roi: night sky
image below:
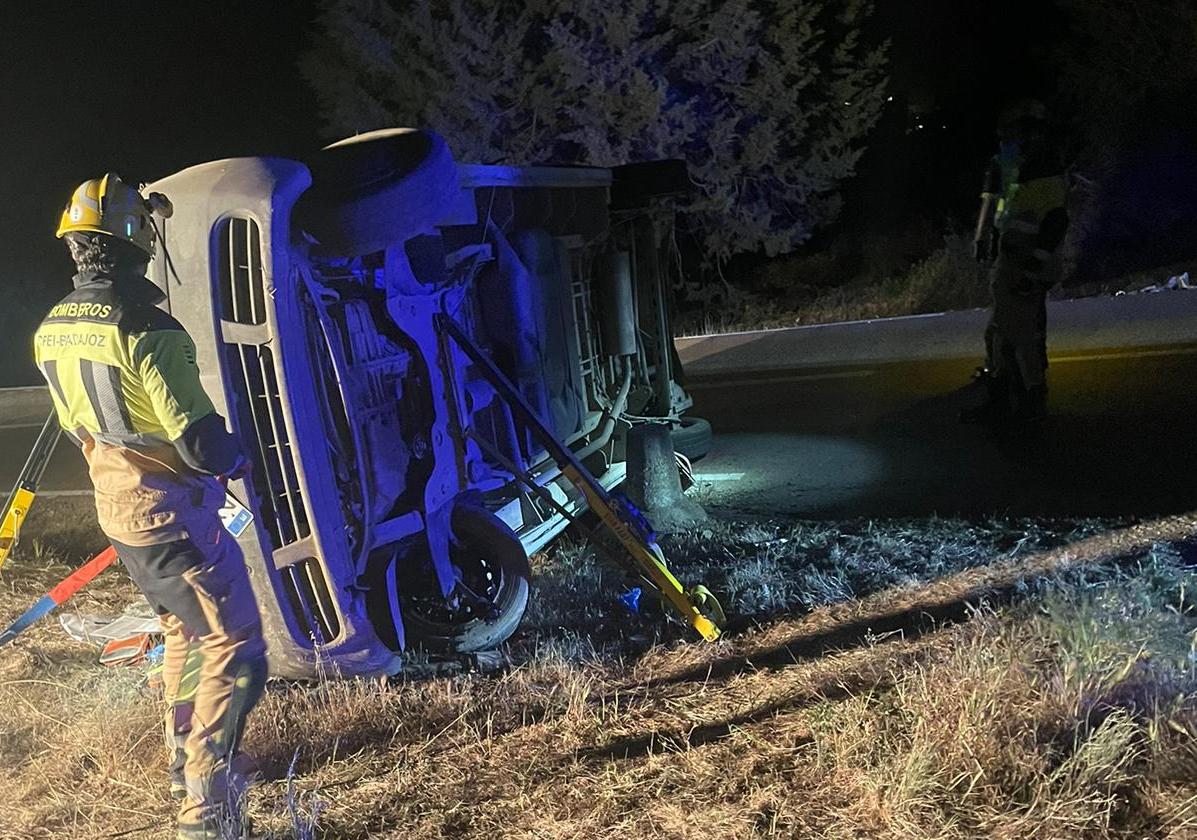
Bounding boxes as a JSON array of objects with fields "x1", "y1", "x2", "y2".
[
  {"x1": 2, "y1": 2, "x2": 319, "y2": 381},
  {"x1": 1, "y1": 1, "x2": 1055, "y2": 385}
]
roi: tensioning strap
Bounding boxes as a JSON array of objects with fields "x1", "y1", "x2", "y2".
[
  {"x1": 438, "y1": 313, "x2": 722, "y2": 642},
  {"x1": 0, "y1": 545, "x2": 119, "y2": 647}
]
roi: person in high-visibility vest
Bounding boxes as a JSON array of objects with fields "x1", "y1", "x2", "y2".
[
  {"x1": 33, "y1": 174, "x2": 266, "y2": 839},
  {"x1": 963, "y1": 103, "x2": 1069, "y2": 424}
]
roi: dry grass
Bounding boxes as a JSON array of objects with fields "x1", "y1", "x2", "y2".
[
  {"x1": 1, "y1": 501, "x2": 1196, "y2": 838},
  {"x1": 0, "y1": 498, "x2": 164, "y2": 838},
  {"x1": 676, "y1": 234, "x2": 989, "y2": 337},
  {"x1": 675, "y1": 235, "x2": 1194, "y2": 338}
]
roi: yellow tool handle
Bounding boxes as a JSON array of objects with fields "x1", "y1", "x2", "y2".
[
  {"x1": 0, "y1": 487, "x2": 36, "y2": 573},
  {"x1": 565, "y1": 466, "x2": 721, "y2": 642},
  {"x1": 438, "y1": 313, "x2": 722, "y2": 642},
  {"x1": 0, "y1": 412, "x2": 63, "y2": 573}
]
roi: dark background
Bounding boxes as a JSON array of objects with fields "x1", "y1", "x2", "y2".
[
  {"x1": 0, "y1": 2, "x2": 1077, "y2": 386},
  {"x1": 1, "y1": 3, "x2": 320, "y2": 385},
  {"x1": 856, "y1": 0, "x2": 1066, "y2": 227}
]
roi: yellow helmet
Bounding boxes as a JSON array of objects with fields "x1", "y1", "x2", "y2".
[{"x1": 56, "y1": 173, "x2": 158, "y2": 256}]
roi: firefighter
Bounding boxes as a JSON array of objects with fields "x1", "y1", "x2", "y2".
[
  {"x1": 963, "y1": 103, "x2": 1069, "y2": 424},
  {"x1": 33, "y1": 174, "x2": 266, "y2": 839}
]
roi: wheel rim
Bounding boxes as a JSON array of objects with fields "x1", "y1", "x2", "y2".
[{"x1": 405, "y1": 552, "x2": 507, "y2": 629}]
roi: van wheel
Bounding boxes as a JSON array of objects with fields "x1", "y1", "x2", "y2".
[
  {"x1": 401, "y1": 505, "x2": 531, "y2": 654},
  {"x1": 296, "y1": 127, "x2": 458, "y2": 256},
  {"x1": 671, "y1": 416, "x2": 713, "y2": 462}
]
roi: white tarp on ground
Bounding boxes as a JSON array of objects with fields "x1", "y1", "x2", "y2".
[{"x1": 59, "y1": 601, "x2": 160, "y2": 644}]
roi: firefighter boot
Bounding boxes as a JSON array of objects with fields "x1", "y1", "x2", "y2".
[{"x1": 176, "y1": 756, "x2": 258, "y2": 840}]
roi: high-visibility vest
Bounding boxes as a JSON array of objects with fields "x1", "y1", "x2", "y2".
[{"x1": 33, "y1": 273, "x2": 224, "y2": 545}]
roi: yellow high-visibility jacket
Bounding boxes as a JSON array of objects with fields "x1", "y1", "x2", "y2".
[{"x1": 33, "y1": 272, "x2": 241, "y2": 545}]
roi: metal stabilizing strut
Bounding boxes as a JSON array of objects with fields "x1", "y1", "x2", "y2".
[
  {"x1": 438, "y1": 314, "x2": 723, "y2": 642},
  {"x1": 0, "y1": 412, "x2": 62, "y2": 573}
]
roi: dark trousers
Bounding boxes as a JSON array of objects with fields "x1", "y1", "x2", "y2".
[{"x1": 111, "y1": 512, "x2": 267, "y2": 828}]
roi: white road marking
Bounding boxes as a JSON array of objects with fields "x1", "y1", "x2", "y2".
[
  {"x1": 694, "y1": 346, "x2": 1197, "y2": 387},
  {"x1": 0, "y1": 422, "x2": 53, "y2": 431},
  {"x1": 679, "y1": 310, "x2": 952, "y2": 340},
  {"x1": 693, "y1": 473, "x2": 745, "y2": 482},
  {"x1": 695, "y1": 369, "x2": 876, "y2": 387}
]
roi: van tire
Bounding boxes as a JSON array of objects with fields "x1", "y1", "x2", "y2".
[
  {"x1": 671, "y1": 416, "x2": 713, "y2": 462},
  {"x1": 296, "y1": 127, "x2": 458, "y2": 256},
  {"x1": 402, "y1": 505, "x2": 531, "y2": 654}
]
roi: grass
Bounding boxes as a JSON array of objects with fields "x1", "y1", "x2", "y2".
[
  {"x1": 1, "y1": 499, "x2": 1195, "y2": 838},
  {"x1": 675, "y1": 233, "x2": 990, "y2": 337}
]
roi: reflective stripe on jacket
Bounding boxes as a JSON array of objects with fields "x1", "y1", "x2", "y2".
[{"x1": 34, "y1": 272, "x2": 236, "y2": 545}]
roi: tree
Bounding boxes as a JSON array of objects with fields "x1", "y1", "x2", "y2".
[
  {"x1": 303, "y1": 0, "x2": 888, "y2": 263},
  {"x1": 1051, "y1": 1, "x2": 1197, "y2": 280},
  {"x1": 1053, "y1": 0, "x2": 1197, "y2": 147}
]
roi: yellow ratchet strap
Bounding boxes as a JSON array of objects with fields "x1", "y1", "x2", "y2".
[
  {"x1": 565, "y1": 465, "x2": 723, "y2": 642},
  {"x1": 438, "y1": 313, "x2": 724, "y2": 643}
]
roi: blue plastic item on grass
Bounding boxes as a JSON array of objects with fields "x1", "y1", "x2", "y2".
[{"x1": 619, "y1": 586, "x2": 643, "y2": 614}]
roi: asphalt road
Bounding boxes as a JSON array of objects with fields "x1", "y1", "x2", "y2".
[
  {"x1": 5, "y1": 291, "x2": 1197, "y2": 520},
  {"x1": 679, "y1": 292, "x2": 1197, "y2": 519},
  {"x1": 0, "y1": 421, "x2": 88, "y2": 497}
]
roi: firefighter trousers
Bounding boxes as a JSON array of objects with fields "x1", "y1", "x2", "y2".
[
  {"x1": 112, "y1": 514, "x2": 267, "y2": 830},
  {"x1": 986, "y1": 254, "x2": 1049, "y2": 391}
]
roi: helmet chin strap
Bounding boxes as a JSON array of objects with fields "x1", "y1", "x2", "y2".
[{"x1": 138, "y1": 189, "x2": 179, "y2": 286}]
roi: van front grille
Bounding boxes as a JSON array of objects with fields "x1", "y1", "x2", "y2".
[
  {"x1": 215, "y1": 223, "x2": 342, "y2": 647},
  {"x1": 280, "y1": 558, "x2": 342, "y2": 645},
  {"x1": 217, "y1": 217, "x2": 266, "y2": 325},
  {"x1": 226, "y1": 343, "x2": 310, "y2": 549}
]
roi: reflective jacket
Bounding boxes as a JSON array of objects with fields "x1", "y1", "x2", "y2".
[{"x1": 33, "y1": 271, "x2": 241, "y2": 546}]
